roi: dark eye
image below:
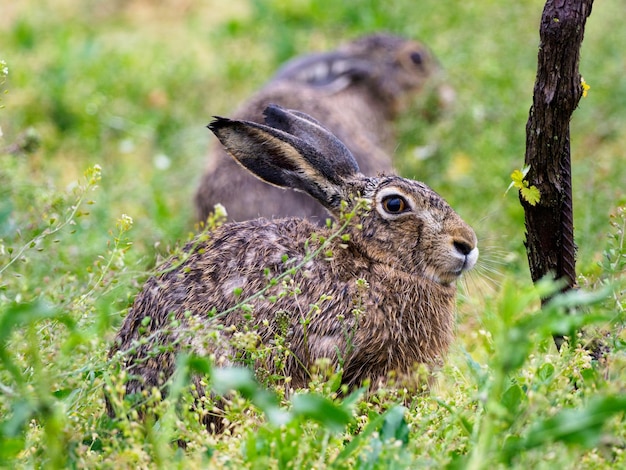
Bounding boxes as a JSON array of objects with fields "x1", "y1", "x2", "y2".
[
  {"x1": 410, "y1": 51, "x2": 423, "y2": 66},
  {"x1": 382, "y1": 195, "x2": 408, "y2": 214}
]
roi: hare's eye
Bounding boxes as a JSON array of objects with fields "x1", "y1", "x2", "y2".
[
  {"x1": 382, "y1": 195, "x2": 408, "y2": 214},
  {"x1": 410, "y1": 51, "x2": 423, "y2": 66}
]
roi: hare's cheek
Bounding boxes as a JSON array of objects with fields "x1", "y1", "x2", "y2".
[
  {"x1": 420, "y1": 240, "x2": 466, "y2": 283},
  {"x1": 409, "y1": 238, "x2": 432, "y2": 272}
]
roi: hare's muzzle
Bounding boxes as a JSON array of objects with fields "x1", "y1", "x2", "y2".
[
  {"x1": 428, "y1": 222, "x2": 478, "y2": 286},
  {"x1": 451, "y1": 229, "x2": 479, "y2": 275}
]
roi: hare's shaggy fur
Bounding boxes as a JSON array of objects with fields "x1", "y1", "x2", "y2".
[
  {"x1": 109, "y1": 106, "x2": 477, "y2": 427},
  {"x1": 195, "y1": 33, "x2": 445, "y2": 223}
]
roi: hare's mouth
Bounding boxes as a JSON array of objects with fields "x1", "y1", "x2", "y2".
[
  {"x1": 423, "y1": 267, "x2": 460, "y2": 286},
  {"x1": 435, "y1": 271, "x2": 463, "y2": 286},
  {"x1": 429, "y1": 247, "x2": 479, "y2": 286}
]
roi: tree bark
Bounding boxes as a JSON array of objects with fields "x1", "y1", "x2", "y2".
[{"x1": 522, "y1": 0, "x2": 594, "y2": 348}]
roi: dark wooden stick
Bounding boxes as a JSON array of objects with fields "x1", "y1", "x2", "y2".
[{"x1": 522, "y1": 0, "x2": 594, "y2": 349}]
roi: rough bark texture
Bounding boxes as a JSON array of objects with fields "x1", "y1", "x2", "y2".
[{"x1": 522, "y1": 0, "x2": 594, "y2": 315}]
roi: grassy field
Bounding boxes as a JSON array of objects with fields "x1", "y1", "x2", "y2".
[{"x1": 1, "y1": 0, "x2": 625, "y2": 468}]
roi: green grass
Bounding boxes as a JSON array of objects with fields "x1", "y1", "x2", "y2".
[{"x1": 1, "y1": 0, "x2": 626, "y2": 467}]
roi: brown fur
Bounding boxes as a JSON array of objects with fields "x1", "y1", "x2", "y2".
[
  {"x1": 108, "y1": 106, "x2": 477, "y2": 428},
  {"x1": 195, "y1": 33, "x2": 444, "y2": 223}
]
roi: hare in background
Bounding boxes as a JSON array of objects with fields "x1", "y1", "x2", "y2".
[
  {"x1": 195, "y1": 33, "x2": 451, "y2": 223},
  {"x1": 109, "y1": 105, "x2": 477, "y2": 427}
]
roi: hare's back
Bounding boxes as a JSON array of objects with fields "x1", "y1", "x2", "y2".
[{"x1": 153, "y1": 218, "x2": 328, "y2": 309}]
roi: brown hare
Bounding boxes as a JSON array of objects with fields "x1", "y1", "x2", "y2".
[
  {"x1": 108, "y1": 105, "x2": 477, "y2": 427},
  {"x1": 195, "y1": 33, "x2": 447, "y2": 223}
]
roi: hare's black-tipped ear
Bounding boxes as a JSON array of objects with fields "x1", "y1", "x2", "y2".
[
  {"x1": 208, "y1": 110, "x2": 359, "y2": 210},
  {"x1": 272, "y1": 51, "x2": 372, "y2": 93}
]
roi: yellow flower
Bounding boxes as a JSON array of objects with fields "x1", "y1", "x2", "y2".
[{"x1": 581, "y1": 76, "x2": 590, "y2": 98}]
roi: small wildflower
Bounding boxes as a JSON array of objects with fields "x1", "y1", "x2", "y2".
[
  {"x1": 116, "y1": 213, "x2": 134, "y2": 232},
  {"x1": 212, "y1": 203, "x2": 227, "y2": 221},
  {"x1": 85, "y1": 164, "x2": 102, "y2": 186},
  {"x1": 153, "y1": 153, "x2": 171, "y2": 170}
]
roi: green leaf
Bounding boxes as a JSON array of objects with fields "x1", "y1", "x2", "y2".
[
  {"x1": 506, "y1": 166, "x2": 531, "y2": 195},
  {"x1": 1, "y1": 398, "x2": 36, "y2": 438},
  {"x1": 186, "y1": 355, "x2": 212, "y2": 376},
  {"x1": 0, "y1": 299, "x2": 61, "y2": 344},
  {"x1": 434, "y1": 398, "x2": 473, "y2": 436},
  {"x1": 380, "y1": 405, "x2": 409, "y2": 445},
  {"x1": 211, "y1": 367, "x2": 259, "y2": 399},
  {"x1": 520, "y1": 185, "x2": 541, "y2": 205},
  {"x1": 0, "y1": 300, "x2": 70, "y2": 385},
  {"x1": 291, "y1": 393, "x2": 352, "y2": 433},
  {"x1": 0, "y1": 436, "x2": 25, "y2": 464},
  {"x1": 544, "y1": 286, "x2": 610, "y2": 310},
  {"x1": 339, "y1": 386, "x2": 366, "y2": 410},
  {"x1": 331, "y1": 405, "x2": 406, "y2": 466},
  {"x1": 537, "y1": 363, "x2": 555, "y2": 383},
  {"x1": 503, "y1": 395, "x2": 626, "y2": 461},
  {"x1": 501, "y1": 383, "x2": 526, "y2": 417},
  {"x1": 52, "y1": 388, "x2": 74, "y2": 400},
  {"x1": 505, "y1": 173, "x2": 521, "y2": 194},
  {"x1": 210, "y1": 366, "x2": 289, "y2": 426}
]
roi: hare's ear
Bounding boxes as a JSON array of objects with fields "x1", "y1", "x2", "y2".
[
  {"x1": 273, "y1": 51, "x2": 372, "y2": 93},
  {"x1": 208, "y1": 106, "x2": 359, "y2": 210},
  {"x1": 262, "y1": 105, "x2": 358, "y2": 178}
]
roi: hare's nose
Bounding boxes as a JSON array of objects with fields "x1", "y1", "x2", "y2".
[
  {"x1": 453, "y1": 235, "x2": 479, "y2": 272},
  {"x1": 453, "y1": 239, "x2": 474, "y2": 256}
]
